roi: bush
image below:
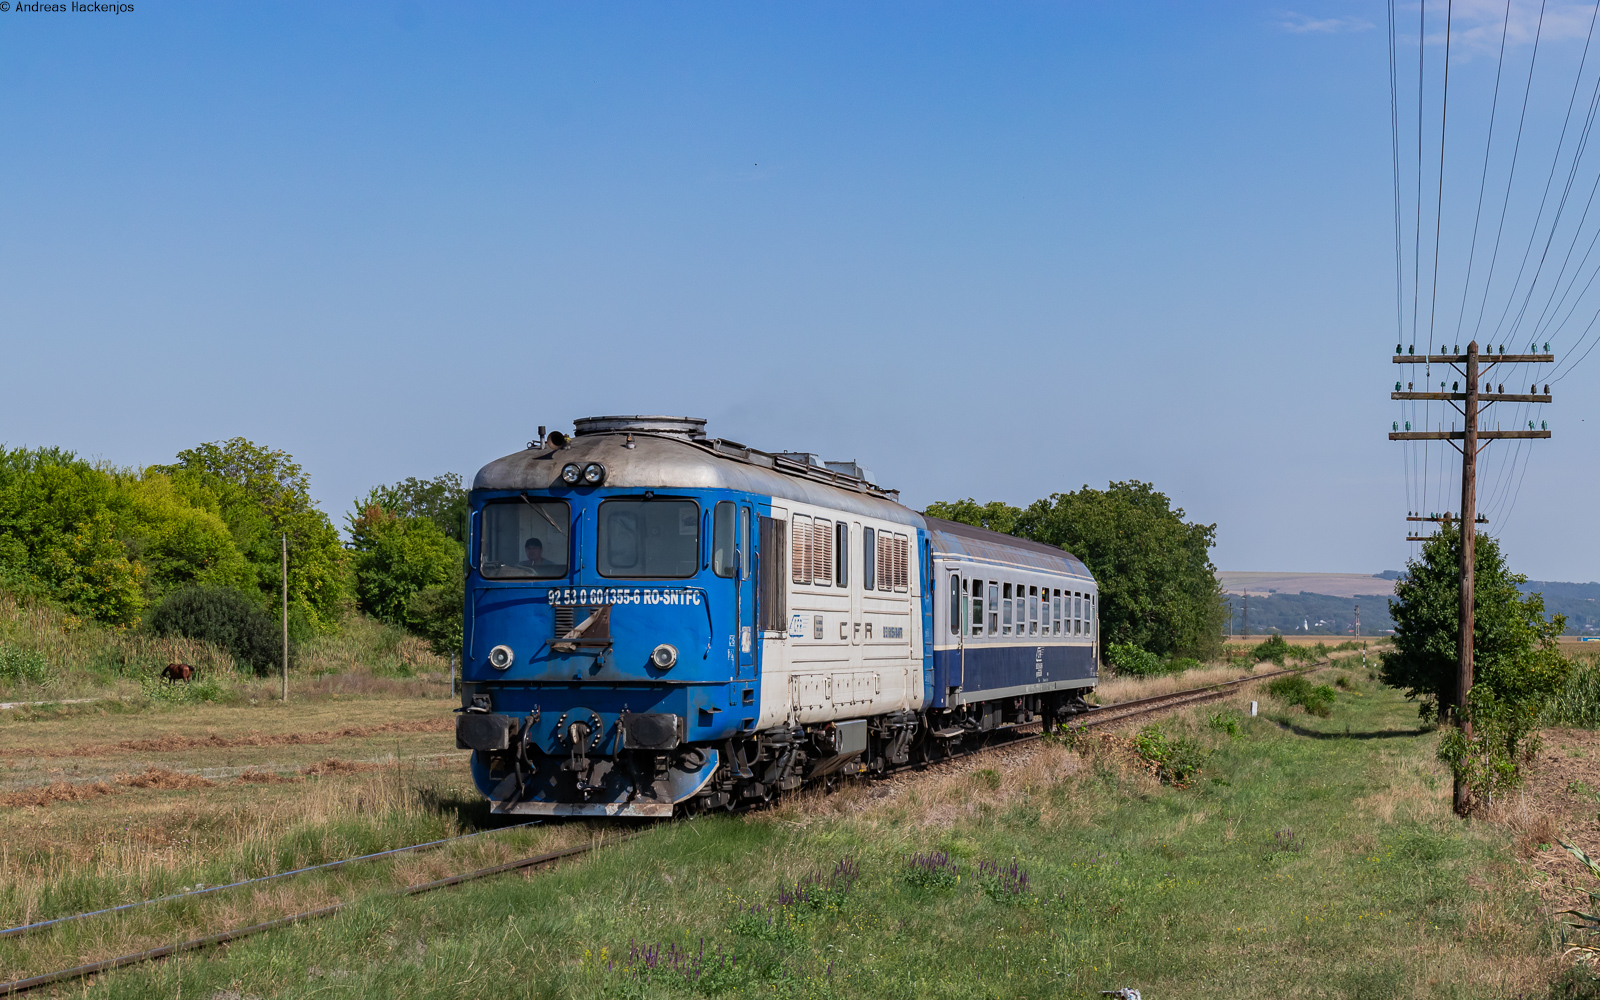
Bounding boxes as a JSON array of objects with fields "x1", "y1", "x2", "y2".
[
  {"x1": 1253, "y1": 633, "x2": 1292, "y2": 665},
  {"x1": 0, "y1": 644, "x2": 50, "y2": 687},
  {"x1": 1133, "y1": 725, "x2": 1207, "y2": 786},
  {"x1": 145, "y1": 586, "x2": 285, "y2": 675},
  {"x1": 1267, "y1": 675, "x2": 1336, "y2": 717},
  {"x1": 406, "y1": 580, "x2": 463, "y2": 660},
  {"x1": 1106, "y1": 641, "x2": 1168, "y2": 677},
  {"x1": 1208, "y1": 711, "x2": 1241, "y2": 738}
]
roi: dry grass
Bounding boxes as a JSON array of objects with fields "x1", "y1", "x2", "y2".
[
  {"x1": 0, "y1": 716, "x2": 452, "y2": 760},
  {"x1": 120, "y1": 767, "x2": 217, "y2": 790},
  {"x1": 1093, "y1": 663, "x2": 1269, "y2": 704}
]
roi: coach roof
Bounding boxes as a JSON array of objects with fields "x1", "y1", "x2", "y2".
[{"x1": 925, "y1": 516, "x2": 1093, "y2": 581}]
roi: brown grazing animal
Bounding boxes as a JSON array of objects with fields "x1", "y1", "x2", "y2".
[{"x1": 161, "y1": 663, "x2": 194, "y2": 684}]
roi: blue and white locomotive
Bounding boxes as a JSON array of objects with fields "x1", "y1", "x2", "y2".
[{"x1": 456, "y1": 416, "x2": 1098, "y2": 817}]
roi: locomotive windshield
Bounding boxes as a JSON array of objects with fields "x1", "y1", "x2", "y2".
[
  {"x1": 479, "y1": 499, "x2": 570, "y2": 579},
  {"x1": 598, "y1": 499, "x2": 699, "y2": 578}
]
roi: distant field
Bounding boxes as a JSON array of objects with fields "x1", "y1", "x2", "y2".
[{"x1": 1216, "y1": 571, "x2": 1397, "y2": 599}]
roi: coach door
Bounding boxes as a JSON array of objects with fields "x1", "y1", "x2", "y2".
[
  {"x1": 736, "y1": 504, "x2": 755, "y2": 679},
  {"x1": 949, "y1": 570, "x2": 964, "y2": 692}
]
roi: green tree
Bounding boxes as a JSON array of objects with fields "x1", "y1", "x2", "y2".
[
  {"x1": 928, "y1": 482, "x2": 1228, "y2": 660},
  {"x1": 1382, "y1": 527, "x2": 1569, "y2": 805},
  {"x1": 922, "y1": 498, "x2": 1022, "y2": 536},
  {"x1": 348, "y1": 506, "x2": 463, "y2": 630},
  {"x1": 155, "y1": 439, "x2": 350, "y2": 633},
  {"x1": 1380, "y1": 527, "x2": 1566, "y2": 720},
  {"x1": 357, "y1": 473, "x2": 468, "y2": 541},
  {"x1": 0, "y1": 448, "x2": 253, "y2": 625}
]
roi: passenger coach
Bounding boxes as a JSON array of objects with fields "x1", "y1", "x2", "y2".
[{"x1": 456, "y1": 416, "x2": 1098, "y2": 817}]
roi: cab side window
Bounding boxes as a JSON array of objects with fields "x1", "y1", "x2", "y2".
[{"x1": 712, "y1": 501, "x2": 736, "y2": 578}]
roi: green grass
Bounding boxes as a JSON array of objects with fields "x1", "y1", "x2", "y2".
[{"x1": 39, "y1": 667, "x2": 1583, "y2": 999}]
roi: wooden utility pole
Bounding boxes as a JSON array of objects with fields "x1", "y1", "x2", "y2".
[
  {"x1": 281, "y1": 533, "x2": 289, "y2": 703},
  {"x1": 1390, "y1": 340, "x2": 1552, "y2": 814}
]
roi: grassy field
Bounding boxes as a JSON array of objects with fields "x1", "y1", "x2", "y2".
[{"x1": 2, "y1": 650, "x2": 1595, "y2": 999}]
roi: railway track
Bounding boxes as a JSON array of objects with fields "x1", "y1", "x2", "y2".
[{"x1": 0, "y1": 658, "x2": 1338, "y2": 995}]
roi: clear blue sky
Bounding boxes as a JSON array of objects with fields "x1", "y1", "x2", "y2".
[{"x1": 3, "y1": 1, "x2": 1598, "y2": 580}]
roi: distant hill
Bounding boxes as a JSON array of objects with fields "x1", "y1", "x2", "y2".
[
  {"x1": 1224, "y1": 591, "x2": 1394, "y2": 637},
  {"x1": 1522, "y1": 580, "x2": 1600, "y2": 634},
  {"x1": 1217, "y1": 575, "x2": 1600, "y2": 635},
  {"x1": 1217, "y1": 571, "x2": 1399, "y2": 600}
]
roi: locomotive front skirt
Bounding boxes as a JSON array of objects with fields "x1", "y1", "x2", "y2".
[{"x1": 457, "y1": 416, "x2": 1099, "y2": 817}]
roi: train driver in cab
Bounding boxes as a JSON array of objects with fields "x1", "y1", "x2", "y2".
[{"x1": 520, "y1": 537, "x2": 565, "y2": 576}]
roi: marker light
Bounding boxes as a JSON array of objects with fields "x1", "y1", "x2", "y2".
[
  {"x1": 582, "y1": 462, "x2": 606, "y2": 485},
  {"x1": 651, "y1": 643, "x2": 678, "y2": 669},
  {"x1": 560, "y1": 463, "x2": 583, "y2": 485},
  {"x1": 488, "y1": 645, "x2": 515, "y2": 670}
]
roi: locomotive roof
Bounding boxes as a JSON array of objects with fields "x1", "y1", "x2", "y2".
[
  {"x1": 473, "y1": 429, "x2": 924, "y2": 528},
  {"x1": 924, "y1": 516, "x2": 1094, "y2": 582},
  {"x1": 474, "y1": 417, "x2": 1094, "y2": 583}
]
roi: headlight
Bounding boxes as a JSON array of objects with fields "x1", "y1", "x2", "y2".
[
  {"x1": 488, "y1": 644, "x2": 515, "y2": 670},
  {"x1": 651, "y1": 643, "x2": 678, "y2": 669},
  {"x1": 582, "y1": 462, "x2": 606, "y2": 485},
  {"x1": 560, "y1": 463, "x2": 582, "y2": 485}
]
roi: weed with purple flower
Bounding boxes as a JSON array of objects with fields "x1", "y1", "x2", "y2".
[
  {"x1": 608, "y1": 937, "x2": 747, "y2": 992},
  {"x1": 978, "y1": 858, "x2": 1033, "y2": 904},
  {"x1": 901, "y1": 850, "x2": 961, "y2": 890},
  {"x1": 776, "y1": 857, "x2": 861, "y2": 912}
]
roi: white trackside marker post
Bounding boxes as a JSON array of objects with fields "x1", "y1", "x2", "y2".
[{"x1": 1250, "y1": 701, "x2": 1258, "y2": 717}]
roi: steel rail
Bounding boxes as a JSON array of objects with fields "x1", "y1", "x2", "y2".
[
  {"x1": 0, "y1": 819, "x2": 544, "y2": 941},
  {"x1": 935, "y1": 657, "x2": 1344, "y2": 762},
  {"x1": 0, "y1": 836, "x2": 632, "y2": 996}
]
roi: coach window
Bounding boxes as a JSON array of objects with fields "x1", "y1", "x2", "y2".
[
  {"x1": 862, "y1": 527, "x2": 876, "y2": 590},
  {"x1": 835, "y1": 522, "x2": 849, "y2": 587},
  {"x1": 987, "y1": 583, "x2": 1000, "y2": 634},
  {"x1": 1075, "y1": 593, "x2": 1084, "y2": 634},
  {"x1": 1002, "y1": 584, "x2": 1013, "y2": 635},
  {"x1": 1053, "y1": 590, "x2": 1062, "y2": 635},
  {"x1": 1086, "y1": 595, "x2": 1094, "y2": 638},
  {"x1": 1029, "y1": 586, "x2": 1039, "y2": 635},
  {"x1": 813, "y1": 519, "x2": 833, "y2": 587},
  {"x1": 791, "y1": 515, "x2": 812, "y2": 585},
  {"x1": 971, "y1": 579, "x2": 984, "y2": 636},
  {"x1": 949, "y1": 574, "x2": 960, "y2": 634},
  {"x1": 712, "y1": 502, "x2": 736, "y2": 578},
  {"x1": 597, "y1": 499, "x2": 698, "y2": 578},
  {"x1": 479, "y1": 499, "x2": 570, "y2": 579}
]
